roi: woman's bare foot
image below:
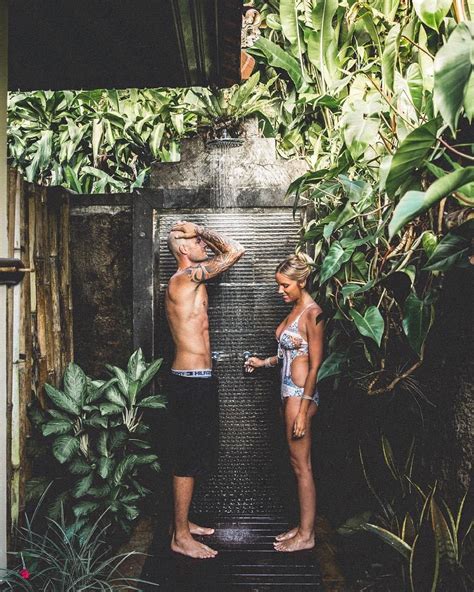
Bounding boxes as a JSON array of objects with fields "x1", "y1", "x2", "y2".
[
  {"x1": 171, "y1": 533, "x2": 218, "y2": 559},
  {"x1": 189, "y1": 521, "x2": 215, "y2": 536},
  {"x1": 275, "y1": 526, "x2": 298, "y2": 541},
  {"x1": 273, "y1": 531, "x2": 314, "y2": 553}
]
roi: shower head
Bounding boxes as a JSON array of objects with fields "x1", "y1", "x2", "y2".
[
  {"x1": 206, "y1": 128, "x2": 243, "y2": 149},
  {"x1": 206, "y1": 137, "x2": 244, "y2": 149}
]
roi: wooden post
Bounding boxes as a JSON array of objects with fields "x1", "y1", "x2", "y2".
[{"x1": 0, "y1": 0, "x2": 8, "y2": 571}]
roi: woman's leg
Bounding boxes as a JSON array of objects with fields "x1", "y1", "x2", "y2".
[{"x1": 274, "y1": 397, "x2": 317, "y2": 552}]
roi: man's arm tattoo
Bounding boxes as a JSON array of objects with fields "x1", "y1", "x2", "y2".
[
  {"x1": 198, "y1": 226, "x2": 244, "y2": 255},
  {"x1": 186, "y1": 227, "x2": 245, "y2": 283}
]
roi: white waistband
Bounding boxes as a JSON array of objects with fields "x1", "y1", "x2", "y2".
[{"x1": 171, "y1": 369, "x2": 213, "y2": 378}]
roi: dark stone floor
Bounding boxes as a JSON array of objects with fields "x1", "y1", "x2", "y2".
[{"x1": 141, "y1": 515, "x2": 324, "y2": 591}]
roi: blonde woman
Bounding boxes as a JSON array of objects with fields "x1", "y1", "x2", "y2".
[{"x1": 245, "y1": 254, "x2": 324, "y2": 552}]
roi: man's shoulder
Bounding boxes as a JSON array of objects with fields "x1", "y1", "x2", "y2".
[{"x1": 168, "y1": 268, "x2": 203, "y2": 289}]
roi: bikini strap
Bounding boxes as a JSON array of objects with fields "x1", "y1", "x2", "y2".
[{"x1": 295, "y1": 303, "x2": 317, "y2": 323}]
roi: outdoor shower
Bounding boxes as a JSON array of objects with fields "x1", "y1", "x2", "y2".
[{"x1": 135, "y1": 118, "x2": 308, "y2": 515}]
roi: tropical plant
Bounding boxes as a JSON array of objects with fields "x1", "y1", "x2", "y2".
[
  {"x1": 0, "y1": 495, "x2": 156, "y2": 591},
  {"x1": 183, "y1": 71, "x2": 276, "y2": 139},
  {"x1": 248, "y1": 1, "x2": 473, "y2": 394},
  {"x1": 28, "y1": 349, "x2": 165, "y2": 537},
  {"x1": 7, "y1": 88, "x2": 195, "y2": 192},
  {"x1": 364, "y1": 488, "x2": 473, "y2": 592},
  {"x1": 339, "y1": 436, "x2": 473, "y2": 590}
]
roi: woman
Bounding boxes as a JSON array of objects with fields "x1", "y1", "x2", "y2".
[{"x1": 245, "y1": 254, "x2": 323, "y2": 552}]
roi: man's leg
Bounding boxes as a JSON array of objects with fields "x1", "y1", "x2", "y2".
[{"x1": 171, "y1": 475, "x2": 217, "y2": 559}]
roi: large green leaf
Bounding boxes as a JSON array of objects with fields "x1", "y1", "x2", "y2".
[
  {"x1": 385, "y1": 119, "x2": 439, "y2": 197},
  {"x1": 69, "y1": 457, "x2": 92, "y2": 475},
  {"x1": 42, "y1": 418, "x2": 74, "y2": 436},
  {"x1": 402, "y1": 293, "x2": 434, "y2": 355},
  {"x1": 134, "y1": 453, "x2": 159, "y2": 465},
  {"x1": 73, "y1": 501, "x2": 100, "y2": 518},
  {"x1": 137, "y1": 395, "x2": 167, "y2": 409},
  {"x1": 52, "y1": 435, "x2": 80, "y2": 464},
  {"x1": 413, "y1": 0, "x2": 452, "y2": 31},
  {"x1": 423, "y1": 220, "x2": 473, "y2": 271},
  {"x1": 106, "y1": 364, "x2": 130, "y2": 398},
  {"x1": 317, "y1": 352, "x2": 346, "y2": 381},
  {"x1": 25, "y1": 129, "x2": 53, "y2": 182},
  {"x1": 434, "y1": 22, "x2": 474, "y2": 131},
  {"x1": 44, "y1": 383, "x2": 81, "y2": 416},
  {"x1": 72, "y1": 473, "x2": 94, "y2": 499},
  {"x1": 280, "y1": 0, "x2": 300, "y2": 46},
  {"x1": 319, "y1": 241, "x2": 355, "y2": 284},
  {"x1": 127, "y1": 348, "x2": 147, "y2": 381},
  {"x1": 430, "y1": 497, "x2": 457, "y2": 566},
  {"x1": 249, "y1": 37, "x2": 305, "y2": 90},
  {"x1": 409, "y1": 515, "x2": 440, "y2": 592},
  {"x1": 306, "y1": 0, "x2": 339, "y2": 85},
  {"x1": 99, "y1": 402, "x2": 123, "y2": 416},
  {"x1": 97, "y1": 457, "x2": 113, "y2": 480},
  {"x1": 104, "y1": 384, "x2": 127, "y2": 408},
  {"x1": 63, "y1": 363, "x2": 87, "y2": 406},
  {"x1": 140, "y1": 358, "x2": 163, "y2": 389},
  {"x1": 114, "y1": 454, "x2": 137, "y2": 485},
  {"x1": 341, "y1": 101, "x2": 380, "y2": 160},
  {"x1": 464, "y1": 70, "x2": 474, "y2": 121},
  {"x1": 149, "y1": 122, "x2": 165, "y2": 158},
  {"x1": 382, "y1": 24, "x2": 401, "y2": 93},
  {"x1": 407, "y1": 63, "x2": 424, "y2": 113},
  {"x1": 363, "y1": 523, "x2": 412, "y2": 559},
  {"x1": 350, "y1": 306, "x2": 385, "y2": 347},
  {"x1": 389, "y1": 167, "x2": 474, "y2": 238}
]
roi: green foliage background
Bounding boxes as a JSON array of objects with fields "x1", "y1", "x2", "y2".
[{"x1": 7, "y1": 2, "x2": 473, "y2": 394}]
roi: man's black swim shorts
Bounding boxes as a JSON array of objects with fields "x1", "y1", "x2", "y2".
[{"x1": 167, "y1": 373, "x2": 219, "y2": 478}]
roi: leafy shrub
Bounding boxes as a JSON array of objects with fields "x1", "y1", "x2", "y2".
[
  {"x1": 339, "y1": 436, "x2": 473, "y2": 591},
  {"x1": 248, "y1": 2, "x2": 473, "y2": 395},
  {"x1": 8, "y1": 88, "x2": 195, "y2": 192},
  {"x1": 0, "y1": 495, "x2": 156, "y2": 591},
  {"x1": 29, "y1": 349, "x2": 165, "y2": 537}
]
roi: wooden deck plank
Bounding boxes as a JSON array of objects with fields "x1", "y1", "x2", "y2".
[{"x1": 141, "y1": 515, "x2": 323, "y2": 591}]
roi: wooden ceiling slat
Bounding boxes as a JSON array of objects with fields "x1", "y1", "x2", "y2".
[{"x1": 8, "y1": 0, "x2": 241, "y2": 90}]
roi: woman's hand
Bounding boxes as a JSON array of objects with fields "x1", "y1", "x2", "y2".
[
  {"x1": 293, "y1": 412, "x2": 307, "y2": 439},
  {"x1": 244, "y1": 356, "x2": 264, "y2": 373}
]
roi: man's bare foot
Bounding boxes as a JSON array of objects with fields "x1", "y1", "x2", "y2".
[
  {"x1": 275, "y1": 526, "x2": 298, "y2": 541},
  {"x1": 273, "y1": 531, "x2": 314, "y2": 553},
  {"x1": 189, "y1": 521, "x2": 215, "y2": 536},
  {"x1": 168, "y1": 522, "x2": 215, "y2": 536},
  {"x1": 171, "y1": 533, "x2": 218, "y2": 559}
]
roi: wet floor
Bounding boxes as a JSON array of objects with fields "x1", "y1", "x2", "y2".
[{"x1": 141, "y1": 515, "x2": 324, "y2": 591}]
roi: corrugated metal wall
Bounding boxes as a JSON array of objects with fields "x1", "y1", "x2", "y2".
[{"x1": 155, "y1": 211, "x2": 301, "y2": 515}]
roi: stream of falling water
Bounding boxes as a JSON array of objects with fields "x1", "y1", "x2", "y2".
[{"x1": 209, "y1": 142, "x2": 239, "y2": 208}]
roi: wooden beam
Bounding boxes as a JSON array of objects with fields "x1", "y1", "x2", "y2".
[{"x1": 0, "y1": 0, "x2": 8, "y2": 571}]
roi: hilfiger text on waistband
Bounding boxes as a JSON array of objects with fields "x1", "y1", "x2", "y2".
[{"x1": 171, "y1": 369, "x2": 213, "y2": 378}]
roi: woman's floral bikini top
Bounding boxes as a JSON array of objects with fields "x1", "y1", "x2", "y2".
[{"x1": 277, "y1": 303, "x2": 317, "y2": 359}]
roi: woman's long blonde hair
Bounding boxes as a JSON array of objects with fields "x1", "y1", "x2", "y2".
[{"x1": 276, "y1": 253, "x2": 312, "y2": 283}]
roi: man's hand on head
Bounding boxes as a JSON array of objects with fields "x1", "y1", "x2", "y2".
[{"x1": 171, "y1": 221, "x2": 201, "y2": 239}]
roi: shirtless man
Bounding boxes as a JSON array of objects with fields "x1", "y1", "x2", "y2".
[{"x1": 165, "y1": 220, "x2": 245, "y2": 559}]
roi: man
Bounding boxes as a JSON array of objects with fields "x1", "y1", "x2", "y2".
[{"x1": 165, "y1": 220, "x2": 245, "y2": 559}]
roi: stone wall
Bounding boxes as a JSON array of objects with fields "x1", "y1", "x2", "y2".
[
  {"x1": 70, "y1": 196, "x2": 133, "y2": 378},
  {"x1": 150, "y1": 118, "x2": 307, "y2": 207}
]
